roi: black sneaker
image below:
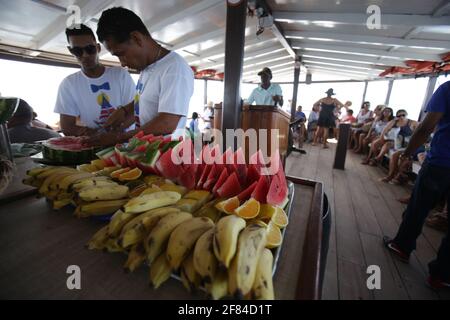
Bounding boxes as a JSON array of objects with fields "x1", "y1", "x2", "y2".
[{"x1": 383, "y1": 236, "x2": 410, "y2": 263}]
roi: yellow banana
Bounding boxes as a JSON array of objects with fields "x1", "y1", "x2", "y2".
[
  {"x1": 78, "y1": 185, "x2": 129, "y2": 201},
  {"x1": 251, "y1": 248, "x2": 275, "y2": 300},
  {"x1": 193, "y1": 228, "x2": 217, "y2": 284},
  {"x1": 76, "y1": 199, "x2": 128, "y2": 218},
  {"x1": 149, "y1": 253, "x2": 172, "y2": 289},
  {"x1": 124, "y1": 191, "x2": 181, "y2": 214},
  {"x1": 107, "y1": 209, "x2": 140, "y2": 238},
  {"x1": 86, "y1": 225, "x2": 109, "y2": 250},
  {"x1": 180, "y1": 252, "x2": 201, "y2": 292},
  {"x1": 52, "y1": 198, "x2": 72, "y2": 210},
  {"x1": 144, "y1": 211, "x2": 192, "y2": 264},
  {"x1": 213, "y1": 215, "x2": 246, "y2": 268},
  {"x1": 175, "y1": 198, "x2": 200, "y2": 213},
  {"x1": 139, "y1": 185, "x2": 162, "y2": 196},
  {"x1": 166, "y1": 217, "x2": 215, "y2": 271},
  {"x1": 205, "y1": 269, "x2": 229, "y2": 300},
  {"x1": 26, "y1": 166, "x2": 53, "y2": 177},
  {"x1": 71, "y1": 177, "x2": 115, "y2": 192},
  {"x1": 228, "y1": 223, "x2": 267, "y2": 298},
  {"x1": 119, "y1": 207, "x2": 179, "y2": 248},
  {"x1": 38, "y1": 169, "x2": 76, "y2": 195},
  {"x1": 35, "y1": 166, "x2": 75, "y2": 180},
  {"x1": 104, "y1": 237, "x2": 123, "y2": 253},
  {"x1": 123, "y1": 243, "x2": 146, "y2": 273},
  {"x1": 158, "y1": 183, "x2": 187, "y2": 196},
  {"x1": 184, "y1": 190, "x2": 213, "y2": 207},
  {"x1": 55, "y1": 172, "x2": 95, "y2": 191}
]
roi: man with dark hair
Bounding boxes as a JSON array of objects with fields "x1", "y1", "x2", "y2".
[
  {"x1": 245, "y1": 67, "x2": 283, "y2": 107},
  {"x1": 84, "y1": 7, "x2": 194, "y2": 146},
  {"x1": 8, "y1": 99, "x2": 60, "y2": 143},
  {"x1": 54, "y1": 23, "x2": 136, "y2": 137}
]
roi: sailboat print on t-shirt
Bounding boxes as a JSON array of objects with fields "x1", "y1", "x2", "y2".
[
  {"x1": 91, "y1": 82, "x2": 115, "y2": 126},
  {"x1": 134, "y1": 82, "x2": 144, "y2": 128}
]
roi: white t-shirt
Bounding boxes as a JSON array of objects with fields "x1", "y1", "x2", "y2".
[
  {"x1": 54, "y1": 67, "x2": 136, "y2": 129},
  {"x1": 133, "y1": 52, "x2": 194, "y2": 133}
]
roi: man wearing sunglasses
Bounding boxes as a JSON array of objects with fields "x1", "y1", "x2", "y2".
[
  {"x1": 83, "y1": 7, "x2": 194, "y2": 147},
  {"x1": 54, "y1": 24, "x2": 136, "y2": 137},
  {"x1": 384, "y1": 80, "x2": 450, "y2": 289}
]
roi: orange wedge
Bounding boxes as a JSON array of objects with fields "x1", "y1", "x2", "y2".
[
  {"x1": 215, "y1": 196, "x2": 240, "y2": 214},
  {"x1": 272, "y1": 207, "x2": 288, "y2": 228},
  {"x1": 110, "y1": 167, "x2": 131, "y2": 179},
  {"x1": 257, "y1": 204, "x2": 277, "y2": 222},
  {"x1": 235, "y1": 198, "x2": 260, "y2": 219},
  {"x1": 265, "y1": 221, "x2": 282, "y2": 249},
  {"x1": 118, "y1": 167, "x2": 142, "y2": 181}
]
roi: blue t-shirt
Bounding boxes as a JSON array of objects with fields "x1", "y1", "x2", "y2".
[
  {"x1": 426, "y1": 80, "x2": 450, "y2": 168},
  {"x1": 295, "y1": 111, "x2": 306, "y2": 121}
]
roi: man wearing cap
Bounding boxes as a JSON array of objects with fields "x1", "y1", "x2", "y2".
[
  {"x1": 246, "y1": 67, "x2": 283, "y2": 107},
  {"x1": 8, "y1": 99, "x2": 61, "y2": 143}
]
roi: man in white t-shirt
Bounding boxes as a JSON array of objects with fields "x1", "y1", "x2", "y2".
[
  {"x1": 245, "y1": 67, "x2": 283, "y2": 107},
  {"x1": 54, "y1": 24, "x2": 136, "y2": 137},
  {"x1": 84, "y1": 7, "x2": 194, "y2": 147}
]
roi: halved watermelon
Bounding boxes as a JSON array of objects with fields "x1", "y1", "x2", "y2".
[
  {"x1": 246, "y1": 164, "x2": 260, "y2": 186},
  {"x1": 237, "y1": 180, "x2": 257, "y2": 202},
  {"x1": 211, "y1": 167, "x2": 229, "y2": 195},
  {"x1": 216, "y1": 172, "x2": 241, "y2": 198},
  {"x1": 251, "y1": 175, "x2": 270, "y2": 203}
]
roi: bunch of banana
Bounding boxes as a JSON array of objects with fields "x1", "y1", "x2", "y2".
[
  {"x1": 228, "y1": 223, "x2": 267, "y2": 298},
  {"x1": 213, "y1": 215, "x2": 246, "y2": 268},
  {"x1": 166, "y1": 217, "x2": 215, "y2": 271},
  {"x1": 118, "y1": 207, "x2": 179, "y2": 248},
  {"x1": 71, "y1": 176, "x2": 116, "y2": 192},
  {"x1": 124, "y1": 191, "x2": 181, "y2": 214},
  {"x1": 180, "y1": 252, "x2": 202, "y2": 292},
  {"x1": 149, "y1": 253, "x2": 172, "y2": 289},
  {"x1": 37, "y1": 167, "x2": 78, "y2": 196},
  {"x1": 144, "y1": 211, "x2": 192, "y2": 264},
  {"x1": 193, "y1": 228, "x2": 217, "y2": 284},
  {"x1": 108, "y1": 209, "x2": 140, "y2": 238}
]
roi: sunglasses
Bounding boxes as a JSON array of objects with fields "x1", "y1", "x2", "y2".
[{"x1": 68, "y1": 44, "x2": 97, "y2": 57}]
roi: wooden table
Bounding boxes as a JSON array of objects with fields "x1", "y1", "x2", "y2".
[
  {"x1": 0, "y1": 170, "x2": 326, "y2": 300},
  {"x1": 0, "y1": 157, "x2": 37, "y2": 204}
]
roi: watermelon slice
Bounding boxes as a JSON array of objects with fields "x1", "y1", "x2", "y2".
[
  {"x1": 138, "y1": 149, "x2": 161, "y2": 174},
  {"x1": 216, "y1": 172, "x2": 241, "y2": 198},
  {"x1": 197, "y1": 163, "x2": 212, "y2": 189},
  {"x1": 203, "y1": 164, "x2": 221, "y2": 191},
  {"x1": 134, "y1": 131, "x2": 145, "y2": 139},
  {"x1": 246, "y1": 164, "x2": 260, "y2": 186},
  {"x1": 178, "y1": 163, "x2": 197, "y2": 190},
  {"x1": 211, "y1": 167, "x2": 229, "y2": 195},
  {"x1": 232, "y1": 148, "x2": 248, "y2": 185},
  {"x1": 96, "y1": 147, "x2": 117, "y2": 166},
  {"x1": 237, "y1": 180, "x2": 257, "y2": 202},
  {"x1": 266, "y1": 151, "x2": 288, "y2": 206},
  {"x1": 155, "y1": 148, "x2": 181, "y2": 180},
  {"x1": 251, "y1": 175, "x2": 270, "y2": 203}
]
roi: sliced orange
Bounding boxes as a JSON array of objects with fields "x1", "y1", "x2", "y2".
[
  {"x1": 272, "y1": 207, "x2": 288, "y2": 228},
  {"x1": 110, "y1": 167, "x2": 131, "y2": 179},
  {"x1": 215, "y1": 196, "x2": 240, "y2": 214},
  {"x1": 257, "y1": 204, "x2": 277, "y2": 222},
  {"x1": 265, "y1": 221, "x2": 282, "y2": 249},
  {"x1": 235, "y1": 198, "x2": 260, "y2": 219},
  {"x1": 118, "y1": 167, "x2": 142, "y2": 181}
]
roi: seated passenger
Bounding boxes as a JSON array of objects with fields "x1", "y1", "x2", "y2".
[
  {"x1": 355, "y1": 106, "x2": 393, "y2": 154},
  {"x1": 8, "y1": 99, "x2": 61, "y2": 143}
]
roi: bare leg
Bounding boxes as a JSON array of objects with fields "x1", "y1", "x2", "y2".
[
  {"x1": 312, "y1": 127, "x2": 321, "y2": 146},
  {"x1": 355, "y1": 133, "x2": 366, "y2": 153},
  {"x1": 323, "y1": 127, "x2": 329, "y2": 148},
  {"x1": 380, "y1": 150, "x2": 401, "y2": 182}
]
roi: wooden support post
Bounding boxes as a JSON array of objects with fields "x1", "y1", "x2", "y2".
[
  {"x1": 222, "y1": 0, "x2": 247, "y2": 151},
  {"x1": 333, "y1": 123, "x2": 351, "y2": 170},
  {"x1": 290, "y1": 57, "x2": 301, "y2": 122}
]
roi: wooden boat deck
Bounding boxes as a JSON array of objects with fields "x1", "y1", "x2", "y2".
[{"x1": 286, "y1": 142, "x2": 450, "y2": 300}]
